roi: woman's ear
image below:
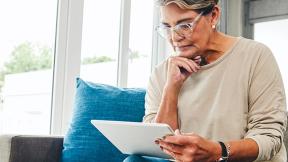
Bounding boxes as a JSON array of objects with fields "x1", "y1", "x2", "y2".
[{"x1": 210, "y1": 5, "x2": 220, "y2": 28}]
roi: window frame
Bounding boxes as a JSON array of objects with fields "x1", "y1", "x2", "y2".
[
  {"x1": 243, "y1": 0, "x2": 288, "y2": 39},
  {"x1": 51, "y1": 0, "x2": 84, "y2": 134},
  {"x1": 117, "y1": 0, "x2": 131, "y2": 88}
]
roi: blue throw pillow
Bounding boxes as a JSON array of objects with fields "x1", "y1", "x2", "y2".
[{"x1": 62, "y1": 78, "x2": 146, "y2": 162}]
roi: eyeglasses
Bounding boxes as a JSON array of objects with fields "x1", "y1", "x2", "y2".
[{"x1": 156, "y1": 11, "x2": 204, "y2": 39}]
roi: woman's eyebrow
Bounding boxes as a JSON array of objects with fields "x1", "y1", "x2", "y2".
[
  {"x1": 176, "y1": 18, "x2": 194, "y2": 24},
  {"x1": 161, "y1": 18, "x2": 194, "y2": 26},
  {"x1": 160, "y1": 22, "x2": 170, "y2": 26}
]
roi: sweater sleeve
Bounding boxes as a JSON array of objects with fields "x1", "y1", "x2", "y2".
[
  {"x1": 245, "y1": 45, "x2": 287, "y2": 161},
  {"x1": 143, "y1": 63, "x2": 166, "y2": 123}
]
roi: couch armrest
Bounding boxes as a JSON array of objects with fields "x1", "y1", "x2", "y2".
[
  {"x1": 0, "y1": 135, "x2": 63, "y2": 162},
  {"x1": 0, "y1": 134, "x2": 14, "y2": 162}
]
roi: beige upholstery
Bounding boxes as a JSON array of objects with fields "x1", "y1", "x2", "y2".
[{"x1": 0, "y1": 134, "x2": 16, "y2": 162}]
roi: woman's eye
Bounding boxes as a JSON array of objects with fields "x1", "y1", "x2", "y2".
[{"x1": 179, "y1": 24, "x2": 191, "y2": 30}]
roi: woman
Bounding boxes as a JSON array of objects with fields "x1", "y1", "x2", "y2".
[{"x1": 124, "y1": 0, "x2": 287, "y2": 161}]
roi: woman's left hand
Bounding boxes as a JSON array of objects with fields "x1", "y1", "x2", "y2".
[{"x1": 156, "y1": 130, "x2": 221, "y2": 162}]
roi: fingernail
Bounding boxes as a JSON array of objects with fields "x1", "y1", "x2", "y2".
[
  {"x1": 175, "y1": 129, "x2": 181, "y2": 135},
  {"x1": 154, "y1": 140, "x2": 159, "y2": 144},
  {"x1": 162, "y1": 134, "x2": 173, "y2": 140}
]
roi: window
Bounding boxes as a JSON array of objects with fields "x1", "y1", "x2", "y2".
[
  {"x1": 0, "y1": 0, "x2": 58, "y2": 134},
  {"x1": 0, "y1": 0, "x2": 159, "y2": 134},
  {"x1": 254, "y1": 19, "x2": 288, "y2": 97},
  {"x1": 80, "y1": 0, "x2": 155, "y2": 88},
  {"x1": 80, "y1": 0, "x2": 121, "y2": 86},
  {"x1": 127, "y1": 0, "x2": 154, "y2": 88}
]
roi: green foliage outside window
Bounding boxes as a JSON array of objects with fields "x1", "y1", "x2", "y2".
[
  {"x1": 129, "y1": 50, "x2": 148, "y2": 63},
  {"x1": 82, "y1": 56, "x2": 114, "y2": 65},
  {"x1": 129, "y1": 50, "x2": 140, "y2": 61},
  {"x1": 3, "y1": 42, "x2": 53, "y2": 74},
  {"x1": 0, "y1": 43, "x2": 148, "y2": 92},
  {"x1": 0, "y1": 42, "x2": 53, "y2": 92},
  {"x1": 0, "y1": 71, "x2": 4, "y2": 92},
  {"x1": 0, "y1": 42, "x2": 115, "y2": 92}
]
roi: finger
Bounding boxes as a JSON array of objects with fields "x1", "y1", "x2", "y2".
[
  {"x1": 162, "y1": 148, "x2": 183, "y2": 161},
  {"x1": 176, "y1": 59, "x2": 194, "y2": 73},
  {"x1": 174, "y1": 57, "x2": 195, "y2": 72},
  {"x1": 169, "y1": 57, "x2": 193, "y2": 73},
  {"x1": 162, "y1": 149, "x2": 174, "y2": 158},
  {"x1": 162, "y1": 133, "x2": 174, "y2": 140},
  {"x1": 194, "y1": 59, "x2": 201, "y2": 65},
  {"x1": 158, "y1": 141, "x2": 183, "y2": 154},
  {"x1": 181, "y1": 131, "x2": 196, "y2": 136},
  {"x1": 193, "y1": 57, "x2": 201, "y2": 65},
  {"x1": 163, "y1": 135, "x2": 191, "y2": 145},
  {"x1": 192, "y1": 56, "x2": 201, "y2": 62},
  {"x1": 177, "y1": 57, "x2": 199, "y2": 72},
  {"x1": 189, "y1": 61, "x2": 200, "y2": 72},
  {"x1": 178, "y1": 64, "x2": 193, "y2": 74},
  {"x1": 186, "y1": 58, "x2": 201, "y2": 72},
  {"x1": 175, "y1": 129, "x2": 181, "y2": 135}
]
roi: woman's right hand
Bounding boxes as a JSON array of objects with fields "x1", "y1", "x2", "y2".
[
  {"x1": 165, "y1": 56, "x2": 201, "y2": 91},
  {"x1": 155, "y1": 56, "x2": 201, "y2": 130}
]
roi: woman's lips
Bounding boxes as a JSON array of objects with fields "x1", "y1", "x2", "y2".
[{"x1": 175, "y1": 45, "x2": 192, "y2": 52}]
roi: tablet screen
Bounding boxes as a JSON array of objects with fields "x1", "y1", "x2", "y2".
[{"x1": 91, "y1": 120, "x2": 174, "y2": 159}]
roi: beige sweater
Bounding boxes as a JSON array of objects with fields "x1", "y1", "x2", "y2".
[{"x1": 143, "y1": 37, "x2": 287, "y2": 161}]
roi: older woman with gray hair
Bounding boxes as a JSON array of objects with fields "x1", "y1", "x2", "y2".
[{"x1": 124, "y1": 0, "x2": 287, "y2": 162}]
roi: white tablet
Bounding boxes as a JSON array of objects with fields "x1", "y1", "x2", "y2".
[{"x1": 91, "y1": 120, "x2": 174, "y2": 159}]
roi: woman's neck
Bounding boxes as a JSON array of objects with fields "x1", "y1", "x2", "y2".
[{"x1": 202, "y1": 32, "x2": 237, "y2": 64}]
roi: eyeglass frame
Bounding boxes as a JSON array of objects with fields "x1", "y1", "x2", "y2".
[{"x1": 156, "y1": 11, "x2": 204, "y2": 39}]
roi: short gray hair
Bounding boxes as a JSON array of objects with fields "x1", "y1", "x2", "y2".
[{"x1": 156, "y1": 0, "x2": 218, "y2": 10}]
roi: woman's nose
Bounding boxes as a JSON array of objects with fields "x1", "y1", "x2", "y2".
[{"x1": 170, "y1": 30, "x2": 184, "y2": 42}]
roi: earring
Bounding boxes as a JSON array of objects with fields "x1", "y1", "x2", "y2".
[{"x1": 212, "y1": 24, "x2": 216, "y2": 29}]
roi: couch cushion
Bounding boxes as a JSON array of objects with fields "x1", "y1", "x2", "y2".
[
  {"x1": 9, "y1": 135, "x2": 63, "y2": 162},
  {"x1": 62, "y1": 78, "x2": 146, "y2": 162}
]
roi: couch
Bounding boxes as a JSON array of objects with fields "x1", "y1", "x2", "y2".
[
  {"x1": 1, "y1": 78, "x2": 288, "y2": 162},
  {"x1": 0, "y1": 78, "x2": 146, "y2": 162}
]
